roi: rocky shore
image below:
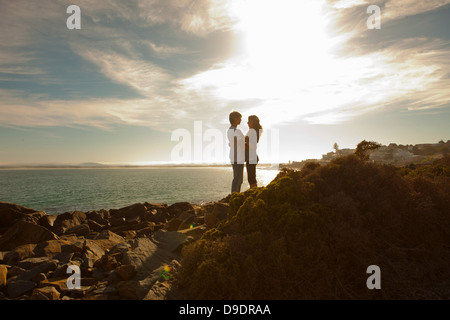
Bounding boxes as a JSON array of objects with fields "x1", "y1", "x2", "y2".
[{"x1": 0, "y1": 198, "x2": 230, "y2": 300}]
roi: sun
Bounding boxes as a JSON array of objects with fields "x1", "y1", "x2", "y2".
[{"x1": 224, "y1": 0, "x2": 340, "y2": 125}]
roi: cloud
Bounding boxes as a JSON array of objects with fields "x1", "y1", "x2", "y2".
[
  {"x1": 382, "y1": 0, "x2": 450, "y2": 22},
  {"x1": 0, "y1": 0, "x2": 236, "y2": 73},
  {"x1": 180, "y1": 34, "x2": 450, "y2": 127},
  {"x1": 71, "y1": 0, "x2": 235, "y2": 36},
  {"x1": 325, "y1": 0, "x2": 450, "y2": 39},
  {"x1": 73, "y1": 46, "x2": 172, "y2": 97},
  {"x1": 133, "y1": 0, "x2": 236, "y2": 35},
  {"x1": 328, "y1": 0, "x2": 370, "y2": 9},
  {"x1": 0, "y1": 0, "x2": 240, "y2": 130},
  {"x1": 328, "y1": 0, "x2": 450, "y2": 15},
  {"x1": 0, "y1": 89, "x2": 185, "y2": 130},
  {"x1": 0, "y1": 49, "x2": 44, "y2": 75},
  {"x1": 0, "y1": 0, "x2": 449, "y2": 132}
]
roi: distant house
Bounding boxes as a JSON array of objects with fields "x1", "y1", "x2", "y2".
[
  {"x1": 339, "y1": 148, "x2": 354, "y2": 155},
  {"x1": 322, "y1": 152, "x2": 335, "y2": 161},
  {"x1": 394, "y1": 149, "x2": 414, "y2": 159}
]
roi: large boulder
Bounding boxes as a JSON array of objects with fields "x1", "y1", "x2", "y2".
[
  {"x1": 167, "y1": 202, "x2": 195, "y2": 217},
  {"x1": 152, "y1": 229, "x2": 188, "y2": 253},
  {"x1": 164, "y1": 206, "x2": 196, "y2": 231},
  {"x1": 1, "y1": 244, "x2": 37, "y2": 265},
  {"x1": 38, "y1": 215, "x2": 58, "y2": 229},
  {"x1": 86, "y1": 210, "x2": 109, "y2": 225},
  {"x1": 91, "y1": 231, "x2": 126, "y2": 252},
  {"x1": 64, "y1": 224, "x2": 91, "y2": 237},
  {"x1": 52, "y1": 211, "x2": 87, "y2": 234},
  {"x1": 6, "y1": 280, "x2": 36, "y2": 299},
  {"x1": 122, "y1": 237, "x2": 174, "y2": 279},
  {"x1": 17, "y1": 257, "x2": 57, "y2": 270},
  {"x1": 0, "y1": 202, "x2": 47, "y2": 230},
  {"x1": 33, "y1": 239, "x2": 84, "y2": 258},
  {"x1": 109, "y1": 203, "x2": 169, "y2": 224},
  {"x1": 143, "y1": 260, "x2": 181, "y2": 300},
  {"x1": 110, "y1": 221, "x2": 155, "y2": 234},
  {"x1": 0, "y1": 221, "x2": 59, "y2": 251},
  {"x1": 118, "y1": 237, "x2": 180, "y2": 299},
  {"x1": 12, "y1": 260, "x2": 58, "y2": 282},
  {"x1": 31, "y1": 286, "x2": 60, "y2": 300}
]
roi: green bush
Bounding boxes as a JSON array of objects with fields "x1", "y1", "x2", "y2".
[{"x1": 177, "y1": 155, "x2": 450, "y2": 299}]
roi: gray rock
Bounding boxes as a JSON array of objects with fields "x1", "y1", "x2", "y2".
[
  {"x1": 81, "y1": 250, "x2": 99, "y2": 269},
  {"x1": 32, "y1": 272, "x2": 47, "y2": 283},
  {"x1": 122, "y1": 238, "x2": 174, "y2": 280},
  {"x1": 86, "y1": 211, "x2": 109, "y2": 225},
  {"x1": 165, "y1": 217, "x2": 182, "y2": 232},
  {"x1": 17, "y1": 257, "x2": 56, "y2": 270},
  {"x1": 135, "y1": 228, "x2": 153, "y2": 238},
  {"x1": 53, "y1": 211, "x2": 87, "y2": 230},
  {"x1": 95, "y1": 230, "x2": 124, "y2": 242},
  {"x1": 6, "y1": 265, "x2": 26, "y2": 278},
  {"x1": 83, "y1": 239, "x2": 106, "y2": 258},
  {"x1": 143, "y1": 260, "x2": 181, "y2": 300},
  {"x1": 2, "y1": 244, "x2": 37, "y2": 266},
  {"x1": 38, "y1": 214, "x2": 57, "y2": 229},
  {"x1": 178, "y1": 215, "x2": 195, "y2": 230},
  {"x1": 144, "y1": 209, "x2": 166, "y2": 224},
  {"x1": 30, "y1": 291, "x2": 49, "y2": 300},
  {"x1": 143, "y1": 281, "x2": 172, "y2": 300},
  {"x1": 53, "y1": 251, "x2": 74, "y2": 264},
  {"x1": 0, "y1": 202, "x2": 47, "y2": 229},
  {"x1": 152, "y1": 229, "x2": 188, "y2": 253},
  {"x1": 0, "y1": 221, "x2": 59, "y2": 251},
  {"x1": 108, "y1": 216, "x2": 127, "y2": 227},
  {"x1": 109, "y1": 203, "x2": 148, "y2": 220},
  {"x1": 93, "y1": 284, "x2": 117, "y2": 296},
  {"x1": 7, "y1": 280, "x2": 36, "y2": 299},
  {"x1": 167, "y1": 202, "x2": 194, "y2": 217},
  {"x1": 87, "y1": 219, "x2": 106, "y2": 232},
  {"x1": 65, "y1": 224, "x2": 91, "y2": 237},
  {"x1": 14, "y1": 260, "x2": 58, "y2": 282}
]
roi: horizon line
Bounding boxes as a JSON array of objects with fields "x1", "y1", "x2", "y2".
[{"x1": 0, "y1": 162, "x2": 282, "y2": 169}]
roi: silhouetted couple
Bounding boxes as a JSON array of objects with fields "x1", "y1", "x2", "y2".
[{"x1": 227, "y1": 111, "x2": 263, "y2": 193}]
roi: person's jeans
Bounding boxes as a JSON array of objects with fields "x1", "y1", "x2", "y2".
[
  {"x1": 231, "y1": 163, "x2": 244, "y2": 193},
  {"x1": 246, "y1": 162, "x2": 257, "y2": 185}
]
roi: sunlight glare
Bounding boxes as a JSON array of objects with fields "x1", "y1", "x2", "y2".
[
  {"x1": 230, "y1": 0, "x2": 332, "y2": 84},
  {"x1": 181, "y1": 0, "x2": 377, "y2": 127}
]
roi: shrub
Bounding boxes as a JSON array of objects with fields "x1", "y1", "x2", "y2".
[
  {"x1": 354, "y1": 140, "x2": 382, "y2": 160},
  {"x1": 177, "y1": 155, "x2": 450, "y2": 299}
]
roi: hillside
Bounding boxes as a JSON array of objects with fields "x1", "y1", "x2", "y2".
[
  {"x1": 283, "y1": 140, "x2": 450, "y2": 170},
  {"x1": 177, "y1": 155, "x2": 450, "y2": 299}
]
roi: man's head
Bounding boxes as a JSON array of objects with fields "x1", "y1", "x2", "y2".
[{"x1": 229, "y1": 111, "x2": 242, "y2": 126}]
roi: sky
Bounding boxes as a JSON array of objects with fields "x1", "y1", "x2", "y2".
[{"x1": 0, "y1": 0, "x2": 449, "y2": 165}]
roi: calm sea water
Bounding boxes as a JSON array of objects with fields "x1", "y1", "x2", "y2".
[{"x1": 0, "y1": 167, "x2": 279, "y2": 215}]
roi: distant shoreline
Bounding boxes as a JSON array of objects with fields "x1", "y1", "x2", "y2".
[{"x1": 0, "y1": 163, "x2": 275, "y2": 170}]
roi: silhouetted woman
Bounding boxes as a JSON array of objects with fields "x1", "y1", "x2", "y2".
[{"x1": 245, "y1": 115, "x2": 263, "y2": 189}]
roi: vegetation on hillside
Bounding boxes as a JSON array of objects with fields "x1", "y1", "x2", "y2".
[
  {"x1": 177, "y1": 154, "x2": 450, "y2": 299},
  {"x1": 354, "y1": 140, "x2": 382, "y2": 160}
]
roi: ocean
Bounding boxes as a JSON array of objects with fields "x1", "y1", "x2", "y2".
[{"x1": 0, "y1": 167, "x2": 279, "y2": 215}]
